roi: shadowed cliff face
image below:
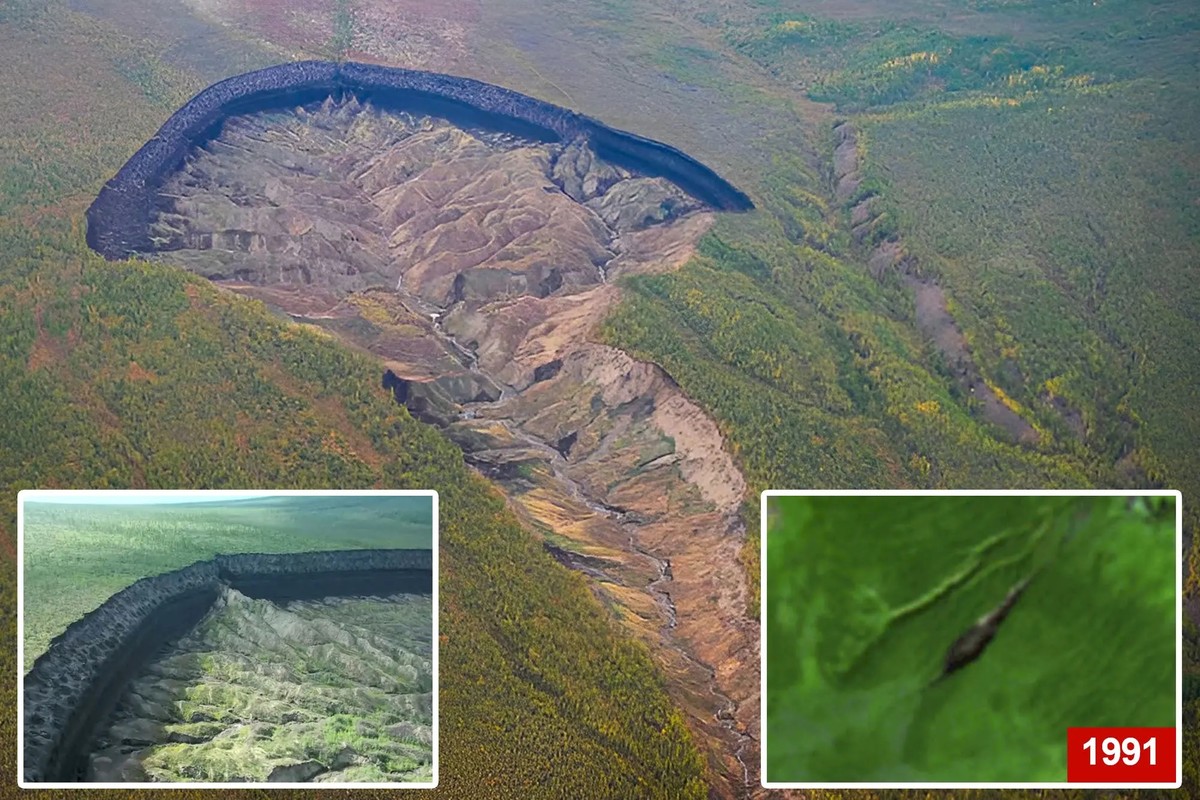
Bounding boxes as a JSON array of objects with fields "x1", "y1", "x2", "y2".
[{"x1": 131, "y1": 97, "x2": 759, "y2": 796}]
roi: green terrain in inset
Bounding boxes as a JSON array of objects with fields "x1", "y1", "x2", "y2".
[
  {"x1": 93, "y1": 592, "x2": 434, "y2": 784},
  {"x1": 766, "y1": 495, "x2": 1176, "y2": 783}
]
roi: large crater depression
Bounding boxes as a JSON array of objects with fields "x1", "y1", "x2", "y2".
[
  {"x1": 87, "y1": 64, "x2": 760, "y2": 798},
  {"x1": 145, "y1": 96, "x2": 705, "y2": 313}
]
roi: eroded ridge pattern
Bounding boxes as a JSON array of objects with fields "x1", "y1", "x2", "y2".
[
  {"x1": 149, "y1": 97, "x2": 700, "y2": 303},
  {"x1": 141, "y1": 97, "x2": 758, "y2": 796},
  {"x1": 84, "y1": 60, "x2": 752, "y2": 260},
  {"x1": 22, "y1": 549, "x2": 432, "y2": 785},
  {"x1": 88, "y1": 589, "x2": 434, "y2": 784}
]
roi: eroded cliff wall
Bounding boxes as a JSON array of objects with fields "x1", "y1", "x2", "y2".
[
  {"x1": 85, "y1": 60, "x2": 752, "y2": 259},
  {"x1": 22, "y1": 548, "x2": 433, "y2": 784}
]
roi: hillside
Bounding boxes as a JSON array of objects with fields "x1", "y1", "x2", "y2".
[{"x1": 95, "y1": 588, "x2": 435, "y2": 783}]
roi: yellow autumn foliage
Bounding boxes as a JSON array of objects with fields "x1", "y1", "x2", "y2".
[
  {"x1": 915, "y1": 399, "x2": 940, "y2": 415},
  {"x1": 882, "y1": 51, "x2": 941, "y2": 70}
]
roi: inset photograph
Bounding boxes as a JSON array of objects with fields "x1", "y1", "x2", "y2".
[
  {"x1": 761, "y1": 490, "x2": 1180, "y2": 789},
  {"x1": 18, "y1": 489, "x2": 437, "y2": 789}
]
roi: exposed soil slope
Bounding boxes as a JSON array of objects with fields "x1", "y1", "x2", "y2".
[{"x1": 85, "y1": 60, "x2": 752, "y2": 260}]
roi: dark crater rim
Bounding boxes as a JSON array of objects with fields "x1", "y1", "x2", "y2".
[
  {"x1": 84, "y1": 59, "x2": 754, "y2": 260},
  {"x1": 22, "y1": 547, "x2": 433, "y2": 785}
]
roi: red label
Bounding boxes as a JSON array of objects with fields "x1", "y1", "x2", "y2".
[{"x1": 1067, "y1": 727, "x2": 1176, "y2": 784}]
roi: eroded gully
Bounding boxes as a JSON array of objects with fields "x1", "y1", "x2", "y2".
[{"x1": 425, "y1": 309, "x2": 755, "y2": 795}]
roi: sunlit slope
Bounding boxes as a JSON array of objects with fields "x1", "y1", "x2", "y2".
[
  {"x1": 93, "y1": 592, "x2": 435, "y2": 783},
  {"x1": 0, "y1": 6, "x2": 705, "y2": 797},
  {"x1": 602, "y1": 190, "x2": 1093, "y2": 613},
  {"x1": 864, "y1": 78, "x2": 1200, "y2": 515},
  {"x1": 600, "y1": 0, "x2": 1199, "y2": 614},
  {"x1": 766, "y1": 495, "x2": 1176, "y2": 783}
]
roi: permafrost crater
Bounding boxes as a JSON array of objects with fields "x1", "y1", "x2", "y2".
[{"x1": 80, "y1": 61, "x2": 759, "y2": 797}]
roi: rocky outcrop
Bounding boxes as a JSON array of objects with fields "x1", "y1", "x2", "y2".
[
  {"x1": 22, "y1": 548, "x2": 432, "y2": 784},
  {"x1": 833, "y1": 123, "x2": 865, "y2": 205},
  {"x1": 85, "y1": 60, "x2": 752, "y2": 260}
]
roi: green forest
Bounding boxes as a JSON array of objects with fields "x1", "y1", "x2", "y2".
[
  {"x1": 20, "y1": 495, "x2": 434, "y2": 671},
  {"x1": 601, "y1": 0, "x2": 1200, "y2": 791},
  {"x1": 605, "y1": 0, "x2": 1200, "y2": 602},
  {"x1": 766, "y1": 494, "x2": 1176, "y2": 783}
]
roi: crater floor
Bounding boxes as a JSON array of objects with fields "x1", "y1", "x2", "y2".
[{"x1": 88, "y1": 588, "x2": 434, "y2": 784}]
